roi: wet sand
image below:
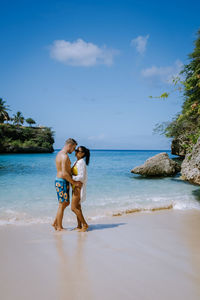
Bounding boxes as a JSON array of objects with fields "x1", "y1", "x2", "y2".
[{"x1": 0, "y1": 210, "x2": 200, "y2": 300}]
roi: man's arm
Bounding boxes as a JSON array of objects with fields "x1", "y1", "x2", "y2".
[{"x1": 62, "y1": 155, "x2": 82, "y2": 187}]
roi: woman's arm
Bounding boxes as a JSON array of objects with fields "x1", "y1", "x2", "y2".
[
  {"x1": 62, "y1": 155, "x2": 81, "y2": 186},
  {"x1": 72, "y1": 160, "x2": 86, "y2": 183}
]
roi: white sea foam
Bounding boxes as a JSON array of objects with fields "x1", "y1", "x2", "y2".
[
  {"x1": 173, "y1": 201, "x2": 200, "y2": 210},
  {"x1": 0, "y1": 216, "x2": 53, "y2": 226}
]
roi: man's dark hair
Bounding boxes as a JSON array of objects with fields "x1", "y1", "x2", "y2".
[{"x1": 65, "y1": 138, "x2": 77, "y2": 146}]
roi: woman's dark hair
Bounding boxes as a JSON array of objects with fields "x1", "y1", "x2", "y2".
[{"x1": 79, "y1": 146, "x2": 90, "y2": 165}]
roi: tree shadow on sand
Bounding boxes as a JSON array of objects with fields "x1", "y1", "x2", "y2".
[{"x1": 87, "y1": 223, "x2": 126, "y2": 231}]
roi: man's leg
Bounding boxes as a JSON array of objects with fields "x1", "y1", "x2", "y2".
[
  {"x1": 52, "y1": 218, "x2": 57, "y2": 229},
  {"x1": 54, "y1": 201, "x2": 69, "y2": 231}
]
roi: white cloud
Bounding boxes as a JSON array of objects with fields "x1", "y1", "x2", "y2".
[
  {"x1": 131, "y1": 35, "x2": 149, "y2": 54},
  {"x1": 49, "y1": 39, "x2": 118, "y2": 66},
  {"x1": 141, "y1": 59, "x2": 183, "y2": 84}
]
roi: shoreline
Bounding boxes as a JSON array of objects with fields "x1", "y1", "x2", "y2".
[
  {"x1": 1, "y1": 204, "x2": 200, "y2": 226},
  {"x1": 1, "y1": 209, "x2": 200, "y2": 300}
]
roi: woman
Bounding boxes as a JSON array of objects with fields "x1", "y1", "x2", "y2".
[{"x1": 71, "y1": 146, "x2": 90, "y2": 232}]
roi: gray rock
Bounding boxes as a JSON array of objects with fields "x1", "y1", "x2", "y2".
[
  {"x1": 171, "y1": 136, "x2": 189, "y2": 157},
  {"x1": 181, "y1": 137, "x2": 200, "y2": 185},
  {"x1": 131, "y1": 152, "x2": 181, "y2": 177}
]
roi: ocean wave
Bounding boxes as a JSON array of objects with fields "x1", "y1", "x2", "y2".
[
  {"x1": 0, "y1": 216, "x2": 53, "y2": 226},
  {"x1": 0, "y1": 196, "x2": 200, "y2": 226}
]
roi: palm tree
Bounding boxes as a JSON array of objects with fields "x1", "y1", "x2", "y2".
[
  {"x1": 26, "y1": 118, "x2": 36, "y2": 127},
  {"x1": 0, "y1": 98, "x2": 10, "y2": 123},
  {"x1": 13, "y1": 111, "x2": 24, "y2": 126}
]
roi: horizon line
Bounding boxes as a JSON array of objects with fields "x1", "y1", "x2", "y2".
[{"x1": 54, "y1": 148, "x2": 171, "y2": 151}]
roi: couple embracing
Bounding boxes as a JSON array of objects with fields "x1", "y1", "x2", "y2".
[{"x1": 52, "y1": 138, "x2": 90, "y2": 232}]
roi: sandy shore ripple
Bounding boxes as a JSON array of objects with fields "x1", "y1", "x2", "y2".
[{"x1": 112, "y1": 204, "x2": 173, "y2": 216}]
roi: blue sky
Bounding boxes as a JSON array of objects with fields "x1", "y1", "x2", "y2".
[{"x1": 1, "y1": 0, "x2": 200, "y2": 149}]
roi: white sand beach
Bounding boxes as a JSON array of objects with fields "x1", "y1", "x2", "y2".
[{"x1": 0, "y1": 210, "x2": 200, "y2": 300}]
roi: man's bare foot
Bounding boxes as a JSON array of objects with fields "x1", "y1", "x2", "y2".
[
  {"x1": 78, "y1": 225, "x2": 89, "y2": 232},
  {"x1": 52, "y1": 220, "x2": 63, "y2": 230},
  {"x1": 57, "y1": 227, "x2": 66, "y2": 232},
  {"x1": 52, "y1": 223, "x2": 57, "y2": 230}
]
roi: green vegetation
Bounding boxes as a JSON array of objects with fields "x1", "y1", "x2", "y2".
[
  {"x1": 0, "y1": 98, "x2": 10, "y2": 123},
  {"x1": 0, "y1": 99, "x2": 54, "y2": 153},
  {"x1": 13, "y1": 111, "x2": 25, "y2": 126},
  {"x1": 26, "y1": 118, "x2": 36, "y2": 126},
  {"x1": 154, "y1": 29, "x2": 200, "y2": 154}
]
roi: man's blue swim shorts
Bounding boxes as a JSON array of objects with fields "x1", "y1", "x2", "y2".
[{"x1": 55, "y1": 177, "x2": 70, "y2": 203}]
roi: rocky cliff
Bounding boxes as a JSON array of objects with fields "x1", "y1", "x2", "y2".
[
  {"x1": 181, "y1": 137, "x2": 200, "y2": 185},
  {"x1": 171, "y1": 136, "x2": 189, "y2": 157}
]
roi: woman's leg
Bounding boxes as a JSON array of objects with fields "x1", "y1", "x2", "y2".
[
  {"x1": 77, "y1": 213, "x2": 82, "y2": 229},
  {"x1": 71, "y1": 187, "x2": 88, "y2": 230}
]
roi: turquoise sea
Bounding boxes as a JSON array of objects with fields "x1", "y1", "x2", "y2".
[{"x1": 0, "y1": 150, "x2": 200, "y2": 225}]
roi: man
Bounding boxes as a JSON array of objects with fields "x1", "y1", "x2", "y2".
[{"x1": 52, "y1": 138, "x2": 82, "y2": 231}]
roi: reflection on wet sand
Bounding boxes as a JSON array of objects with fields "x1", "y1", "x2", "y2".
[
  {"x1": 54, "y1": 232, "x2": 93, "y2": 300},
  {"x1": 180, "y1": 211, "x2": 200, "y2": 299}
]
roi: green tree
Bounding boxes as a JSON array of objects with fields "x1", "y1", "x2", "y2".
[
  {"x1": 180, "y1": 28, "x2": 200, "y2": 117},
  {"x1": 13, "y1": 111, "x2": 24, "y2": 126},
  {"x1": 26, "y1": 118, "x2": 36, "y2": 127},
  {"x1": 153, "y1": 28, "x2": 200, "y2": 153},
  {"x1": 0, "y1": 98, "x2": 10, "y2": 123}
]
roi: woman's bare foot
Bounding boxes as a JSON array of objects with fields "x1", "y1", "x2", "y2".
[
  {"x1": 78, "y1": 224, "x2": 89, "y2": 232},
  {"x1": 72, "y1": 226, "x2": 82, "y2": 231}
]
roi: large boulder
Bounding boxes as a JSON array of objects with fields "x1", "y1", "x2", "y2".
[
  {"x1": 181, "y1": 137, "x2": 200, "y2": 185},
  {"x1": 131, "y1": 152, "x2": 181, "y2": 177}
]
